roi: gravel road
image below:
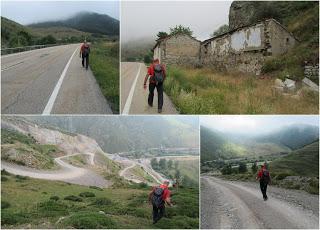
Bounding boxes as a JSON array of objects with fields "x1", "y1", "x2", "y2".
[{"x1": 201, "y1": 176, "x2": 319, "y2": 229}]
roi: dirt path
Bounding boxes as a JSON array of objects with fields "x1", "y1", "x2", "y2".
[
  {"x1": 1, "y1": 152, "x2": 110, "y2": 188},
  {"x1": 201, "y1": 176, "x2": 319, "y2": 229},
  {"x1": 121, "y1": 62, "x2": 178, "y2": 114}
]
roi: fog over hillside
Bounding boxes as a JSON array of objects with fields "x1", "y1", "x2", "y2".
[{"x1": 26, "y1": 116, "x2": 199, "y2": 154}]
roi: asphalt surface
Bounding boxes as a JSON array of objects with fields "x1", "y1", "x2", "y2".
[
  {"x1": 201, "y1": 176, "x2": 319, "y2": 229},
  {"x1": 1, "y1": 44, "x2": 112, "y2": 114},
  {"x1": 121, "y1": 62, "x2": 178, "y2": 114}
]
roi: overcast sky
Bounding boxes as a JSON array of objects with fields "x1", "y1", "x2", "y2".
[
  {"x1": 1, "y1": 1, "x2": 119, "y2": 25},
  {"x1": 201, "y1": 116, "x2": 319, "y2": 135},
  {"x1": 121, "y1": 0, "x2": 232, "y2": 42}
]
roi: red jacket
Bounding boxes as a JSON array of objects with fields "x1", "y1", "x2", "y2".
[{"x1": 151, "y1": 184, "x2": 170, "y2": 201}]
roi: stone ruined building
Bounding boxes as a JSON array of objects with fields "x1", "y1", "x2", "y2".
[
  {"x1": 152, "y1": 19, "x2": 297, "y2": 75},
  {"x1": 153, "y1": 34, "x2": 201, "y2": 66},
  {"x1": 201, "y1": 19, "x2": 297, "y2": 75}
]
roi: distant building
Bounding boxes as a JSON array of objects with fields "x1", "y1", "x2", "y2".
[
  {"x1": 152, "y1": 19, "x2": 297, "y2": 75},
  {"x1": 152, "y1": 34, "x2": 201, "y2": 66}
]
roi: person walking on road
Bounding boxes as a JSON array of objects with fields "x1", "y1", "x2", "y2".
[
  {"x1": 148, "y1": 180, "x2": 173, "y2": 224},
  {"x1": 144, "y1": 59, "x2": 166, "y2": 113},
  {"x1": 256, "y1": 164, "x2": 271, "y2": 201},
  {"x1": 80, "y1": 40, "x2": 90, "y2": 70}
]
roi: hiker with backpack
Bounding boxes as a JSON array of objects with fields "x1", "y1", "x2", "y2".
[
  {"x1": 143, "y1": 59, "x2": 166, "y2": 113},
  {"x1": 148, "y1": 180, "x2": 173, "y2": 224},
  {"x1": 256, "y1": 164, "x2": 271, "y2": 201},
  {"x1": 79, "y1": 40, "x2": 90, "y2": 70}
]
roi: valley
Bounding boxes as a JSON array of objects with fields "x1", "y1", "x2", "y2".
[{"x1": 1, "y1": 116, "x2": 199, "y2": 229}]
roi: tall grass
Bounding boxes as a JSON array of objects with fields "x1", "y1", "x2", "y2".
[
  {"x1": 90, "y1": 41, "x2": 119, "y2": 113},
  {"x1": 164, "y1": 66, "x2": 318, "y2": 114}
]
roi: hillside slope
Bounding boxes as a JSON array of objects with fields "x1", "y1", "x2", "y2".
[
  {"x1": 26, "y1": 116, "x2": 199, "y2": 154},
  {"x1": 270, "y1": 141, "x2": 319, "y2": 177},
  {"x1": 29, "y1": 12, "x2": 119, "y2": 36}
]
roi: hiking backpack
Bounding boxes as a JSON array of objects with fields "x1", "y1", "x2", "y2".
[
  {"x1": 153, "y1": 64, "x2": 164, "y2": 84},
  {"x1": 151, "y1": 187, "x2": 164, "y2": 208},
  {"x1": 262, "y1": 170, "x2": 270, "y2": 182},
  {"x1": 83, "y1": 45, "x2": 90, "y2": 56}
]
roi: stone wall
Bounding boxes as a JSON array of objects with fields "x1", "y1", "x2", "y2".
[
  {"x1": 304, "y1": 65, "x2": 319, "y2": 80},
  {"x1": 154, "y1": 35, "x2": 201, "y2": 66},
  {"x1": 200, "y1": 22, "x2": 267, "y2": 74}
]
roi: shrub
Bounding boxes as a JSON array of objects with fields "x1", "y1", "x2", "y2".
[
  {"x1": 79, "y1": 192, "x2": 96, "y2": 197},
  {"x1": 89, "y1": 185, "x2": 103, "y2": 191},
  {"x1": 92, "y1": 197, "x2": 112, "y2": 206},
  {"x1": 50, "y1": 196, "x2": 60, "y2": 201},
  {"x1": 1, "y1": 201, "x2": 11, "y2": 209},
  {"x1": 37, "y1": 200, "x2": 68, "y2": 217},
  {"x1": 64, "y1": 195, "x2": 83, "y2": 202},
  {"x1": 1, "y1": 211, "x2": 29, "y2": 225},
  {"x1": 62, "y1": 211, "x2": 117, "y2": 229}
]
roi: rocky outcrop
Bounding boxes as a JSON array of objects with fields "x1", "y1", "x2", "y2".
[{"x1": 229, "y1": 1, "x2": 256, "y2": 30}]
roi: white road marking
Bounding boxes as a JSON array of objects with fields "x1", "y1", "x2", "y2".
[
  {"x1": 122, "y1": 63, "x2": 142, "y2": 114},
  {"x1": 42, "y1": 46, "x2": 78, "y2": 115}
]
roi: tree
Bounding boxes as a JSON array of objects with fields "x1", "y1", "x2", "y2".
[
  {"x1": 157, "y1": 31, "x2": 168, "y2": 39},
  {"x1": 238, "y1": 162, "x2": 248, "y2": 173},
  {"x1": 151, "y1": 158, "x2": 158, "y2": 170},
  {"x1": 167, "y1": 160, "x2": 173, "y2": 169},
  {"x1": 221, "y1": 164, "x2": 232, "y2": 175},
  {"x1": 210, "y1": 24, "x2": 229, "y2": 37},
  {"x1": 159, "y1": 158, "x2": 167, "y2": 170},
  {"x1": 251, "y1": 162, "x2": 258, "y2": 174},
  {"x1": 169, "y1": 25, "x2": 193, "y2": 36},
  {"x1": 174, "y1": 169, "x2": 181, "y2": 179},
  {"x1": 174, "y1": 161, "x2": 179, "y2": 169}
]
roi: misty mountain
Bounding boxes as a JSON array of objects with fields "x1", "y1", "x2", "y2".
[
  {"x1": 255, "y1": 124, "x2": 319, "y2": 150},
  {"x1": 201, "y1": 124, "x2": 319, "y2": 162},
  {"x1": 26, "y1": 116, "x2": 198, "y2": 154},
  {"x1": 29, "y1": 12, "x2": 119, "y2": 36}
]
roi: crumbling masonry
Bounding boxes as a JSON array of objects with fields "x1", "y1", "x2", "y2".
[{"x1": 153, "y1": 19, "x2": 297, "y2": 75}]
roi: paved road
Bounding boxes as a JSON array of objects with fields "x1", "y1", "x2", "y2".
[
  {"x1": 1, "y1": 44, "x2": 112, "y2": 114},
  {"x1": 121, "y1": 62, "x2": 178, "y2": 114},
  {"x1": 1, "y1": 152, "x2": 110, "y2": 188},
  {"x1": 201, "y1": 176, "x2": 319, "y2": 229}
]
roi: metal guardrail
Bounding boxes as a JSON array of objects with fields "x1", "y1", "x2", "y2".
[{"x1": 1, "y1": 43, "x2": 65, "y2": 55}]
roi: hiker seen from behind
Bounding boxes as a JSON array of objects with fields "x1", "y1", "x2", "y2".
[
  {"x1": 149, "y1": 180, "x2": 173, "y2": 224},
  {"x1": 144, "y1": 59, "x2": 166, "y2": 113},
  {"x1": 80, "y1": 40, "x2": 90, "y2": 70},
  {"x1": 256, "y1": 164, "x2": 271, "y2": 201}
]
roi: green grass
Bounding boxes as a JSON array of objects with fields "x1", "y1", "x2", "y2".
[
  {"x1": 1, "y1": 129, "x2": 61, "y2": 169},
  {"x1": 1, "y1": 171, "x2": 199, "y2": 229},
  {"x1": 130, "y1": 165, "x2": 157, "y2": 184},
  {"x1": 164, "y1": 66, "x2": 318, "y2": 114},
  {"x1": 90, "y1": 41, "x2": 119, "y2": 113},
  {"x1": 270, "y1": 141, "x2": 319, "y2": 177}
]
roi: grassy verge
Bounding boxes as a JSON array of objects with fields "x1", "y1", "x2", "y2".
[
  {"x1": 164, "y1": 66, "x2": 318, "y2": 114},
  {"x1": 90, "y1": 41, "x2": 119, "y2": 113},
  {"x1": 1, "y1": 171, "x2": 199, "y2": 229}
]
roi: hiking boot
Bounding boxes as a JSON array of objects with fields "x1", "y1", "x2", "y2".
[{"x1": 158, "y1": 109, "x2": 162, "y2": 113}]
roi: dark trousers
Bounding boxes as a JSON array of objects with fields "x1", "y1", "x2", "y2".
[
  {"x1": 260, "y1": 180, "x2": 268, "y2": 199},
  {"x1": 82, "y1": 54, "x2": 89, "y2": 69},
  {"x1": 148, "y1": 82, "x2": 163, "y2": 109},
  {"x1": 152, "y1": 205, "x2": 165, "y2": 223}
]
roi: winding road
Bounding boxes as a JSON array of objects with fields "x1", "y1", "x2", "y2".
[
  {"x1": 121, "y1": 62, "x2": 178, "y2": 114},
  {"x1": 1, "y1": 152, "x2": 110, "y2": 188},
  {"x1": 201, "y1": 176, "x2": 319, "y2": 229},
  {"x1": 1, "y1": 44, "x2": 111, "y2": 114}
]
